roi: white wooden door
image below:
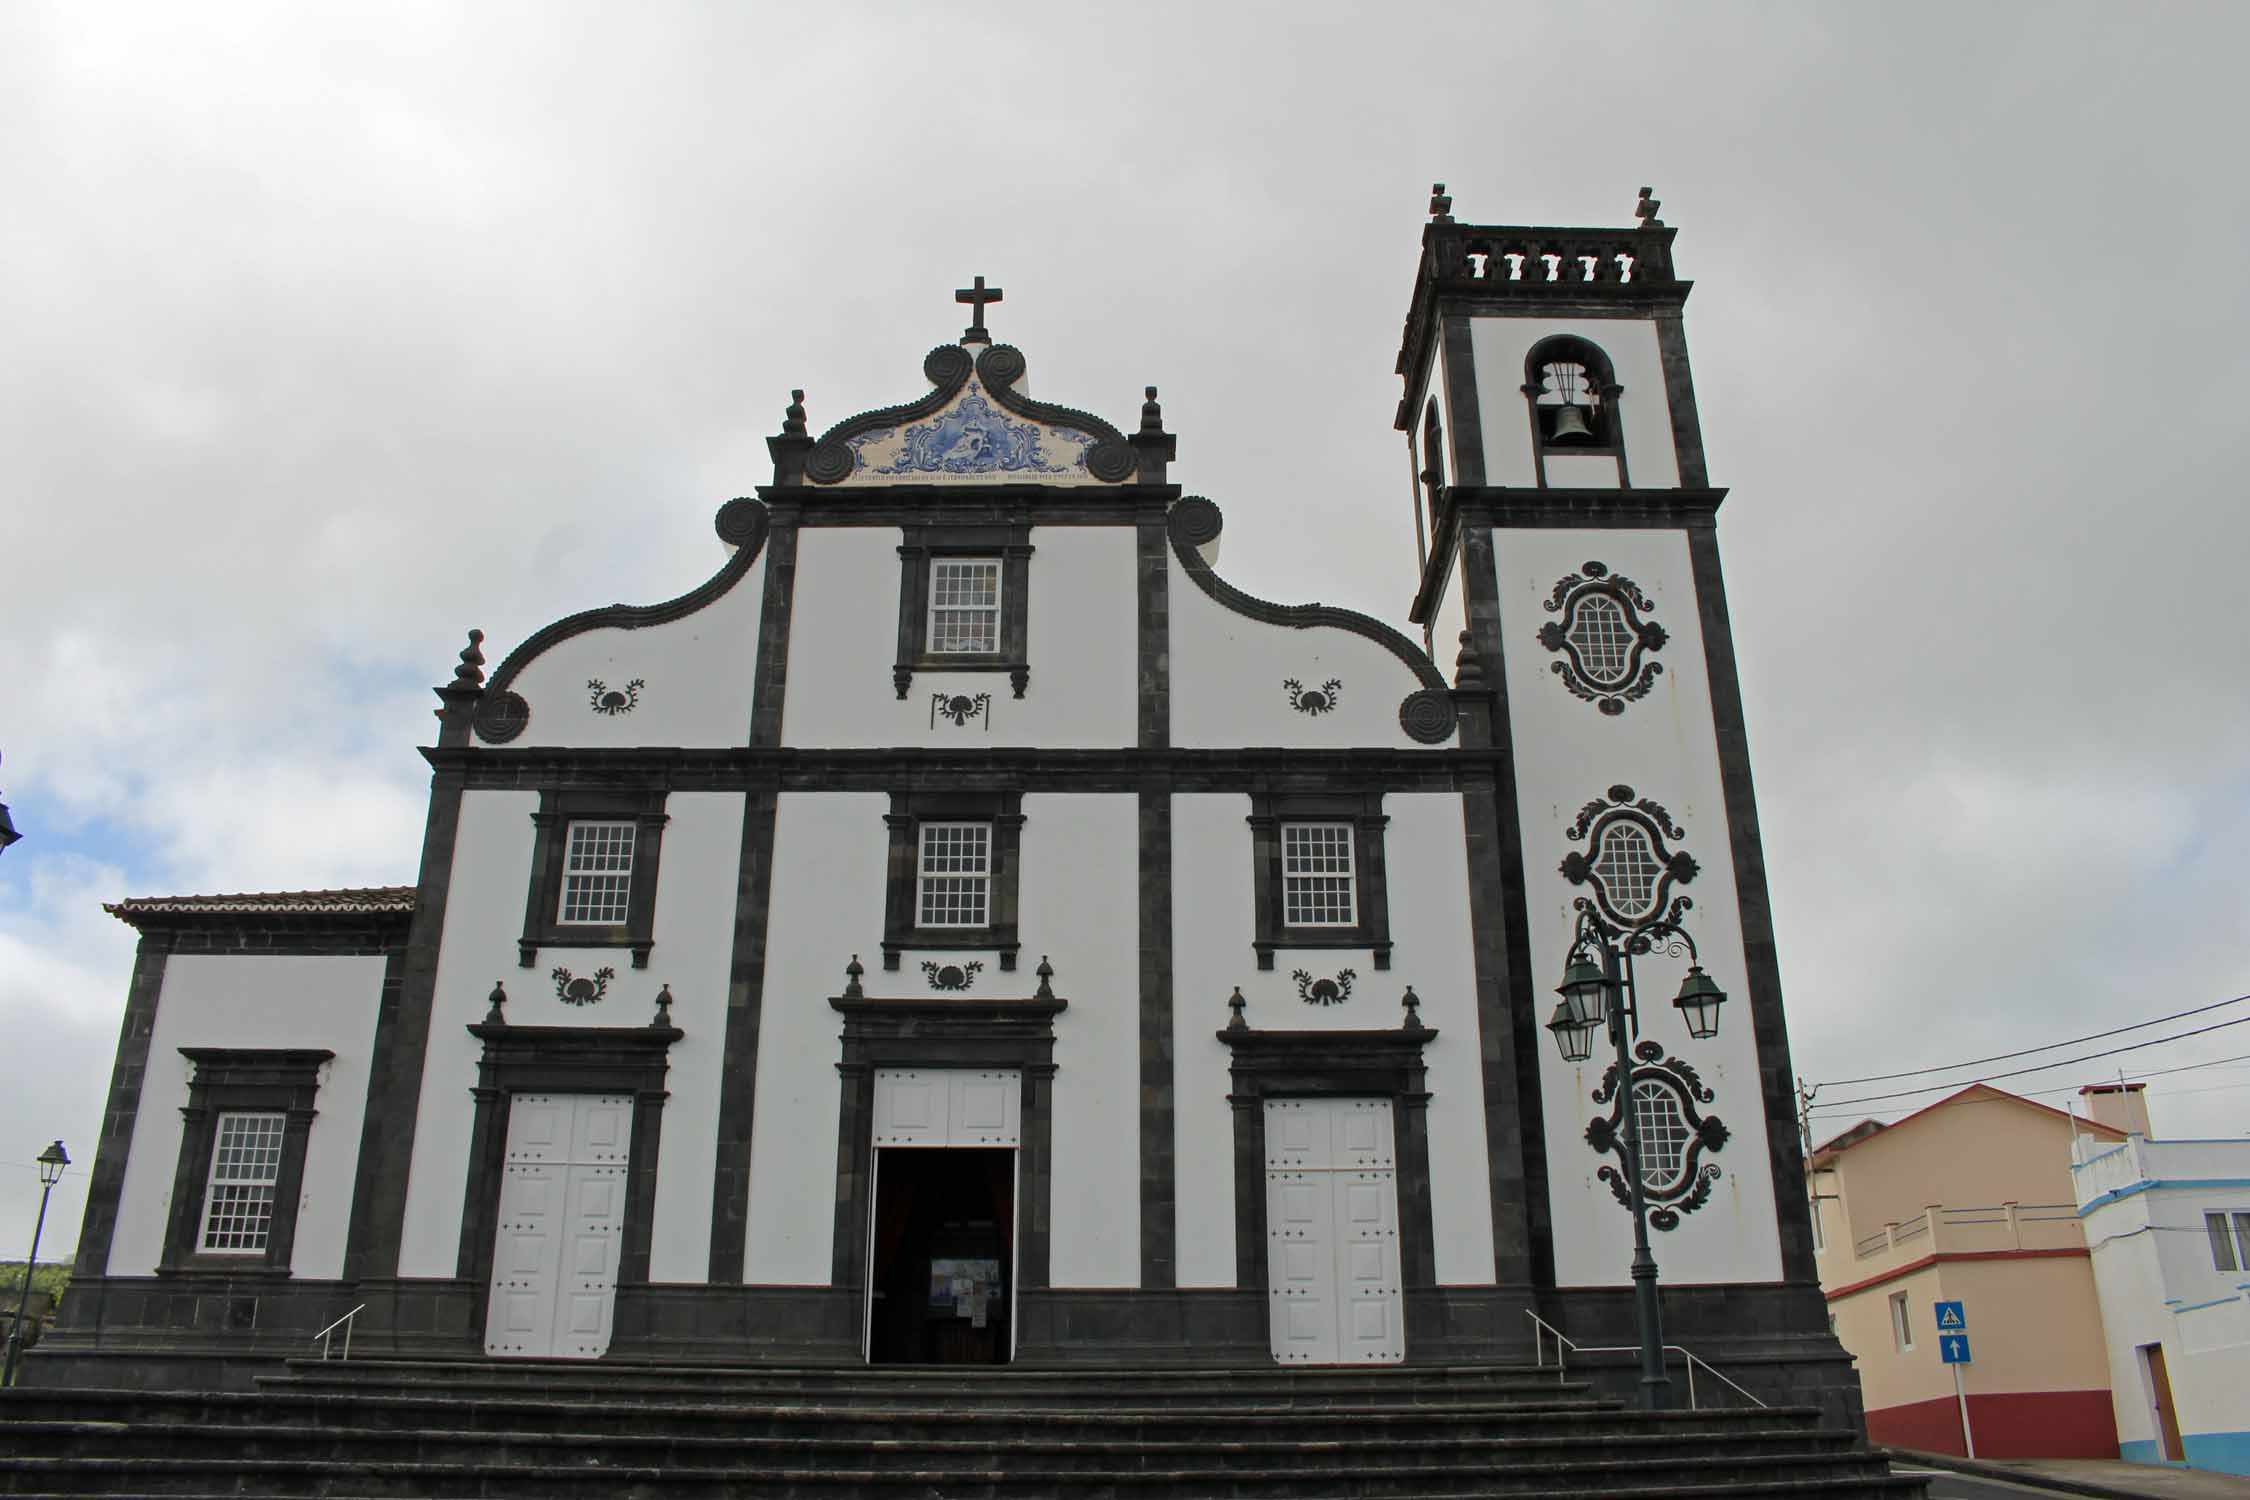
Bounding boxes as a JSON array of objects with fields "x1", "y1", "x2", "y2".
[
  {"x1": 1264, "y1": 1097, "x2": 1404, "y2": 1365},
  {"x1": 873, "y1": 1068, "x2": 1021, "y2": 1148},
  {"x1": 484, "y1": 1092, "x2": 633, "y2": 1359}
]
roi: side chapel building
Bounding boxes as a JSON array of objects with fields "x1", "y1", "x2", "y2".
[{"x1": 43, "y1": 190, "x2": 1843, "y2": 1409}]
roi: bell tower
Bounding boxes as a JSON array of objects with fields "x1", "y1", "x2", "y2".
[{"x1": 1398, "y1": 186, "x2": 1832, "y2": 1383}]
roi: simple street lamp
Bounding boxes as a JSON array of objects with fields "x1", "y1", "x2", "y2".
[
  {"x1": 3, "y1": 1141, "x2": 69, "y2": 1386},
  {"x1": 1544, "y1": 909, "x2": 1727, "y2": 1411}
]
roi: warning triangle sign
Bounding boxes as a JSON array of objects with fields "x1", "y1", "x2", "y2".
[{"x1": 1936, "y1": 1303, "x2": 1965, "y2": 1330}]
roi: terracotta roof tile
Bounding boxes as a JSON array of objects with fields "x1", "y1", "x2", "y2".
[{"x1": 105, "y1": 886, "x2": 417, "y2": 924}]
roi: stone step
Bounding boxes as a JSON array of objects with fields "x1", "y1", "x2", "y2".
[
  {"x1": 0, "y1": 1452, "x2": 1924, "y2": 1497},
  {"x1": 0, "y1": 1416, "x2": 1868, "y2": 1473},
  {"x1": 0, "y1": 1389, "x2": 1812, "y2": 1446}
]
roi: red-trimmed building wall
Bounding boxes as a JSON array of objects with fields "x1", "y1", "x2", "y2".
[{"x1": 1868, "y1": 1389, "x2": 2118, "y2": 1459}]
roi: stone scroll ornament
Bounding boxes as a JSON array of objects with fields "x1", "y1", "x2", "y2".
[
  {"x1": 931, "y1": 692, "x2": 992, "y2": 730},
  {"x1": 1291, "y1": 968, "x2": 1356, "y2": 1007},
  {"x1": 1586, "y1": 1040, "x2": 1729, "y2": 1230},
  {"x1": 1559, "y1": 785, "x2": 1699, "y2": 932},
  {"x1": 922, "y1": 960, "x2": 984, "y2": 992},
  {"x1": 1538, "y1": 560, "x2": 1666, "y2": 715},
  {"x1": 1283, "y1": 678, "x2": 1342, "y2": 716},
  {"x1": 550, "y1": 965, "x2": 615, "y2": 1007},
  {"x1": 587, "y1": 678, "x2": 643, "y2": 716}
]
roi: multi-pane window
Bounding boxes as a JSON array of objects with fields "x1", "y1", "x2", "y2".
[
  {"x1": 1566, "y1": 594, "x2": 1636, "y2": 685},
  {"x1": 918, "y1": 821, "x2": 992, "y2": 928},
  {"x1": 1632, "y1": 1080, "x2": 1692, "y2": 1191},
  {"x1": 2205, "y1": 1211, "x2": 2250, "y2": 1272},
  {"x1": 558, "y1": 820, "x2": 634, "y2": 924},
  {"x1": 1590, "y1": 822, "x2": 1662, "y2": 921},
  {"x1": 928, "y1": 559, "x2": 1001, "y2": 654},
  {"x1": 1281, "y1": 822, "x2": 1356, "y2": 927},
  {"x1": 199, "y1": 1111, "x2": 285, "y2": 1253}
]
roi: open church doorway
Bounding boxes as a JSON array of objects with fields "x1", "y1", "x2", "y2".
[{"x1": 864, "y1": 1069, "x2": 1020, "y2": 1365}]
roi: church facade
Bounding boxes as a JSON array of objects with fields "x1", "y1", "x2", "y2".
[{"x1": 42, "y1": 192, "x2": 1847, "y2": 1412}]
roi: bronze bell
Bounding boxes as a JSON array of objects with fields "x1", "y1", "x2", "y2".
[{"x1": 1548, "y1": 403, "x2": 1595, "y2": 442}]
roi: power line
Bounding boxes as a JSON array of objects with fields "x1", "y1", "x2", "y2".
[
  {"x1": 1805, "y1": 1051, "x2": 2250, "y2": 1122},
  {"x1": 1814, "y1": 993, "x2": 2250, "y2": 1088},
  {"x1": 1810, "y1": 1012, "x2": 2250, "y2": 1111}
]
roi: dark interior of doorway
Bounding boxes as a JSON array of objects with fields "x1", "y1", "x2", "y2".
[{"x1": 869, "y1": 1147, "x2": 1014, "y2": 1365}]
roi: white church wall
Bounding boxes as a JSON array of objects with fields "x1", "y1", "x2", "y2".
[
  {"x1": 1467, "y1": 318, "x2": 1680, "y2": 490},
  {"x1": 1490, "y1": 526, "x2": 1780, "y2": 1286},
  {"x1": 782, "y1": 526, "x2": 1138, "y2": 749},
  {"x1": 745, "y1": 791, "x2": 890, "y2": 1285},
  {"x1": 1022, "y1": 793, "x2": 1140, "y2": 1289},
  {"x1": 1172, "y1": 792, "x2": 1253, "y2": 1288},
  {"x1": 1171, "y1": 557, "x2": 1444, "y2": 751},
  {"x1": 108, "y1": 954, "x2": 384, "y2": 1278},
  {"x1": 1384, "y1": 794, "x2": 1499, "y2": 1285},
  {"x1": 399, "y1": 787, "x2": 538, "y2": 1278},
  {"x1": 479, "y1": 540, "x2": 766, "y2": 748}
]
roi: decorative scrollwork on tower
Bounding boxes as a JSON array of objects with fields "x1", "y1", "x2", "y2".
[
  {"x1": 1560, "y1": 784, "x2": 1699, "y2": 933},
  {"x1": 1538, "y1": 560, "x2": 1667, "y2": 715},
  {"x1": 1586, "y1": 1040, "x2": 1729, "y2": 1230}
]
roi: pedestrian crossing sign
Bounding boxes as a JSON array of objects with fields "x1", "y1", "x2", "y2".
[{"x1": 1934, "y1": 1300, "x2": 1966, "y2": 1331}]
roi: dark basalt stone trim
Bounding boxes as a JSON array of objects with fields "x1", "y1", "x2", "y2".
[
  {"x1": 474, "y1": 499, "x2": 771, "y2": 744},
  {"x1": 1217, "y1": 1027, "x2": 1439, "y2": 1295},
  {"x1": 342, "y1": 766, "x2": 468, "y2": 1288},
  {"x1": 428, "y1": 745, "x2": 1504, "y2": 795},
  {"x1": 72, "y1": 935, "x2": 172, "y2": 1279},
  {"x1": 748, "y1": 503, "x2": 800, "y2": 748},
  {"x1": 95, "y1": 914, "x2": 411, "y2": 956},
  {"x1": 880, "y1": 789, "x2": 1024, "y2": 972},
  {"x1": 762, "y1": 486, "x2": 1178, "y2": 528},
  {"x1": 1137, "y1": 783, "x2": 1174, "y2": 1290},
  {"x1": 1456, "y1": 522, "x2": 1553, "y2": 1284},
  {"x1": 157, "y1": 1049, "x2": 333, "y2": 1277},
  {"x1": 1686, "y1": 526, "x2": 1817, "y2": 1283},
  {"x1": 973, "y1": 345, "x2": 1138, "y2": 483},
  {"x1": 1246, "y1": 788, "x2": 1393, "y2": 972},
  {"x1": 1653, "y1": 308, "x2": 1710, "y2": 488},
  {"x1": 1136, "y1": 513, "x2": 1169, "y2": 750},
  {"x1": 707, "y1": 783, "x2": 778, "y2": 1284},
  {"x1": 454, "y1": 1021, "x2": 683, "y2": 1323},
  {"x1": 826, "y1": 994, "x2": 1065, "y2": 1296},
  {"x1": 1439, "y1": 315, "x2": 1487, "y2": 487},
  {"x1": 892, "y1": 520, "x2": 1033, "y2": 701},
  {"x1": 1166, "y1": 497, "x2": 1449, "y2": 696}
]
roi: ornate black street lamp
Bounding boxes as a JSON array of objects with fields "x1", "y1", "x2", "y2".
[
  {"x1": 3, "y1": 1141, "x2": 69, "y2": 1386},
  {"x1": 1544, "y1": 908, "x2": 1726, "y2": 1411}
]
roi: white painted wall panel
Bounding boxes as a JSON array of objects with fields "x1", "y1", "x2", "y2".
[
  {"x1": 746, "y1": 792, "x2": 889, "y2": 1283},
  {"x1": 1468, "y1": 318, "x2": 1680, "y2": 490},
  {"x1": 480, "y1": 538, "x2": 765, "y2": 749},
  {"x1": 1025, "y1": 794, "x2": 1139, "y2": 1289},
  {"x1": 110, "y1": 954, "x2": 384, "y2": 1278},
  {"x1": 1171, "y1": 556, "x2": 1445, "y2": 750},
  {"x1": 783, "y1": 527, "x2": 1138, "y2": 748},
  {"x1": 1172, "y1": 793, "x2": 1251, "y2": 1288},
  {"x1": 1489, "y1": 527, "x2": 1780, "y2": 1286}
]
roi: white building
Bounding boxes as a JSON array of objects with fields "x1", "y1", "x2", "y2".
[
  {"x1": 2074, "y1": 1083, "x2": 2250, "y2": 1474},
  {"x1": 39, "y1": 191, "x2": 1847, "y2": 1413}
]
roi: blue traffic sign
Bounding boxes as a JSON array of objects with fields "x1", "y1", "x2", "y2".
[
  {"x1": 1939, "y1": 1333, "x2": 1972, "y2": 1364},
  {"x1": 1934, "y1": 1300, "x2": 1966, "y2": 1332}
]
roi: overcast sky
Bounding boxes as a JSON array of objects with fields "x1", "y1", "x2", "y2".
[{"x1": 3, "y1": 2, "x2": 2247, "y2": 1257}]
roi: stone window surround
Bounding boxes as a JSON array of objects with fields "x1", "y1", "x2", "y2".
[
  {"x1": 519, "y1": 788, "x2": 670, "y2": 970},
  {"x1": 882, "y1": 788, "x2": 1024, "y2": 972},
  {"x1": 156, "y1": 1047, "x2": 333, "y2": 1277},
  {"x1": 893, "y1": 521, "x2": 1034, "y2": 700},
  {"x1": 1248, "y1": 788, "x2": 1392, "y2": 971}
]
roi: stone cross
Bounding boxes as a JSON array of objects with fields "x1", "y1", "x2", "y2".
[{"x1": 955, "y1": 275, "x2": 1003, "y2": 344}]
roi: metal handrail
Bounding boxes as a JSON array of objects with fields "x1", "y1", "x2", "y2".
[
  {"x1": 1525, "y1": 1310, "x2": 1767, "y2": 1410},
  {"x1": 313, "y1": 1304, "x2": 365, "y2": 1362}
]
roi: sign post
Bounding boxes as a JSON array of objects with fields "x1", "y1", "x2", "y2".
[{"x1": 1936, "y1": 1301, "x2": 1974, "y2": 1459}]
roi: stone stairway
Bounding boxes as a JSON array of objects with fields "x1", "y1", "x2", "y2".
[{"x1": 0, "y1": 1358, "x2": 1928, "y2": 1497}]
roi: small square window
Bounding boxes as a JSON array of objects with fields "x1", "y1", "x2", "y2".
[
  {"x1": 1281, "y1": 822, "x2": 1357, "y2": 927},
  {"x1": 558, "y1": 820, "x2": 635, "y2": 924},
  {"x1": 918, "y1": 821, "x2": 992, "y2": 928},
  {"x1": 200, "y1": 1111, "x2": 285, "y2": 1254},
  {"x1": 1889, "y1": 1291, "x2": 1914, "y2": 1352},
  {"x1": 928, "y1": 560, "x2": 1001, "y2": 655}
]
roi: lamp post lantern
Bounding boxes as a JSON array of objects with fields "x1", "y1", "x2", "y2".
[
  {"x1": 1543, "y1": 908, "x2": 1727, "y2": 1411},
  {"x1": 3, "y1": 1140, "x2": 69, "y2": 1386}
]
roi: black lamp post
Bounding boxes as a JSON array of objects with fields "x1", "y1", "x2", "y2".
[
  {"x1": 3, "y1": 1141, "x2": 69, "y2": 1386},
  {"x1": 0, "y1": 750, "x2": 20, "y2": 856},
  {"x1": 1544, "y1": 908, "x2": 1726, "y2": 1411}
]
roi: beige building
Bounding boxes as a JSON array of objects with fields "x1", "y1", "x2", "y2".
[{"x1": 1810, "y1": 1083, "x2": 2130, "y2": 1456}]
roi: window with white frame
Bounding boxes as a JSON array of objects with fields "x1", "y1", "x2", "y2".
[
  {"x1": 917, "y1": 821, "x2": 992, "y2": 928},
  {"x1": 1889, "y1": 1291, "x2": 1914, "y2": 1352},
  {"x1": 1281, "y1": 822, "x2": 1356, "y2": 927},
  {"x1": 558, "y1": 819, "x2": 635, "y2": 924},
  {"x1": 928, "y1": 559, "x2": 1001, "y2": 655},
  {"x1": 199, "y1": 1111, "x2": 285, "y2": 1253},
  {"x1": 1632, "y1": 1080, "x2": 1692, "y2": 1192},
  {"x1": 2205, "y1": 1211, "x2": 2250, "y2": 1272}
]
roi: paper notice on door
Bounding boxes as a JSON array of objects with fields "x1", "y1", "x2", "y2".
[{"x1": 969, "y1": 1295, "x2": 988, "y2": 1328}]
